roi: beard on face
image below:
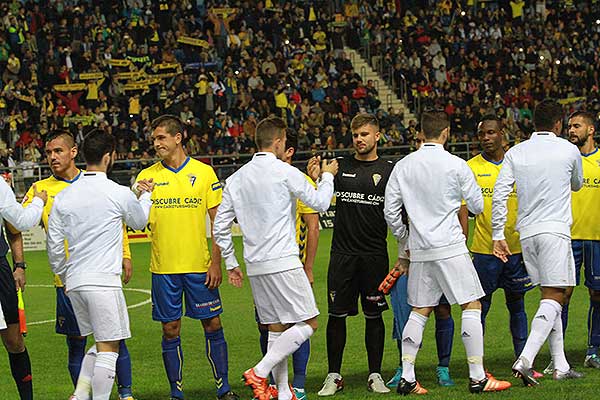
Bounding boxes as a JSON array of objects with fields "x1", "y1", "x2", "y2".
[{"x1": 570, "y1": 134, "x2": 587, "y2": 148}]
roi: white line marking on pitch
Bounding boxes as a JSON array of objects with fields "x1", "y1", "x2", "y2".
[{"x1": 26, "y1": 284, "x2": 152, "y2": 326}]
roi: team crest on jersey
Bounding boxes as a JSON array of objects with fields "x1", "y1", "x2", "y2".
[
  {"x1": 187, "y1": 173, "x2": 196, "y2": 187},
  {"x1": 372, "y1": 173, "x2": 382, "y2": 186},
  {"x1": 596, "y1": 159, "x2": 600, "y2": 167}
]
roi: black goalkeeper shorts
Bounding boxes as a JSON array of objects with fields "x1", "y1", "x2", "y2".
[{"x1": 327, "y1": 252, "x2": 389, "y2": 318}]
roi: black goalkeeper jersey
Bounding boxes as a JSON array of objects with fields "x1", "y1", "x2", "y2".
[{"x1": 331, "y1": 156, "x2": 395, "y2": 255}]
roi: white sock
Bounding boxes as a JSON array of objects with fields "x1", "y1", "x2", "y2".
[
  {"x1": 520, "y1": 299, "x2": 561, "y2": 367},
  {"x1": 92, "y1": 351, "x2": 118, "y2": 400},
  {"x1": 461, "y1": 309, "x2": 486, "y2": 381},
  {"x1": 548, "y1": 306, "x2": 570, "y2": 372},
  {"x1": 268, "y1": 332, "x2": 292, "y2": 400},
  {"x1": 254, "y1": 322, "x2": 314, "y2": 378},
  {"x1": 73, "y1": 345, "x2": 97, "y2": 400},
  {"x1": 401, "y1": 312, "x2": 428, "y2": 382}
]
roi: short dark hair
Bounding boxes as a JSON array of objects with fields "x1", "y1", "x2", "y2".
[
  {"x1": 255, "y1": 116, "x2": 286, "y2": 150},
  {"x1": 479, "y1": 114, "x2": 504, "y2": 130},
  {"x1": 151, "y1": 114, "x2": 184, "y2": 137},
  {"x1": 82, "y1": 129, "x2": 115, "y2": 165},
  {"x1": 533, "y1": 99, "x2": 563, "y2": 132},
  {"x1": 421, "y1": 111, "x2": 449, "y2": 139},
  {"x1": 350, "y1": 113, "x2": 379, "y2": 132},
  {"x1": 569, "y1": 110, "x2": 596, "y2": 127},
  {"x1": 286, "y1": 128, "x2": 298, "y2": 154},
  {"x1": 45, "y1": 130, "x2": 75, "y2": 147}
]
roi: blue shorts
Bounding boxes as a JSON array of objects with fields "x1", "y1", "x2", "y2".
[
  {"x1": 473, "y1": 253, "x2": 533, "y2": 296},
  {"x1": 151, "y1": 273, "x2": 223, "y2": 322},
  {"x1": 390, "y1": 275, "x2": 411, "y2": 340},
  {"x1": 55, "y1": 288, "x2": 81, "y2": 336},
  {"x1": 573, "y1": 240, "x2": 600, "y2": 290}
]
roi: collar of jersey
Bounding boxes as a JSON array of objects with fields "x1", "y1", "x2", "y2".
[
  {"x1": 83, "y1": 171, "x2": 107, "y2": 178},
  {"x1": 254, "y1": 152, "x2": 276, "y2": 159},
  {"x1": 161, "y1": 156, "x2": 190, "y2": 173},
  {"x1": 582, "y1": 148, "x2": 598, "y2": 157},
  {"x1": 481, "y1": 152, "x2": 503, "y2": 165},
  {"x1": 53, "y1": 169, "x2": 82, "y2": 183},
  {"x1": 422, "y1": 142, "x2": 443, "y2": 149},
  {"x1": 532, "y1": 131, "x2": 556, "y2": 138}
]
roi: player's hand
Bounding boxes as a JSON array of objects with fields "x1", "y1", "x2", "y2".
[
  {"x1": 395, "y1": 257, "x2": 410, "y2": 276},
  {"x1": 321, "y1": 159, "x2": 339, "y2": 176},
  {"x1": 13, "y1": 268, "x2": 25, "y2": 292},
  {"x1": 206, "y1": 261, "x2": 223, "y2": 289},
  {"x1": 227, "y1": 267, "x2": 243, "y2": 288},
  {"x1": 122, "y1": 258, "x2": 132, "y2": 285},
  {"x1": 135, "y1": 178, "x2": 155, "y2": 196},
  {"x1": 303, "y1": 266, "x2": 314, "y2": 285},
  {"x1": 493, "y1": 240, "x2": 512, "y2": 263},
  {"x1": 33, "y1": 184, "x2": 48, "y2": 204},
  {"x1": 307, "y1": 156, "x2": 321, "y2": 181}
]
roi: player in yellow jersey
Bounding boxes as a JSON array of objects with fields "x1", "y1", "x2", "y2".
[
  {"x1": 254, "y1": 129, "x2": 319, "y2": 400},
  {"x1": 561, "y1": 111, "x2": 600, "y2": 368},
  {"x1": 19, "y1": 130, "x2": 137, "y2": 400},
  {"x1": 459, "y1": 116, "x2": 536, "y2": 370},
  {"x1": 135, "y1": 115, "x2": 237, "y2": 400}
]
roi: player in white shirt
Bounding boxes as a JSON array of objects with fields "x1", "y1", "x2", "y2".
[
  {"x1": 492, "y1": 99, "x2": 584, "y2": 385},
  {"x1": 213, "y1": 116, "x2": 338, "y2": 400},
  {"x1": 385, "y1": 111, "x2": 511, "y2": 395},
  {"x1": 47, "y1": 129, "x2": 154, "y2": 400}
]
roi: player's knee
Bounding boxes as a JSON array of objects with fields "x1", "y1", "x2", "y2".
[
  {"x1": 460, "y1": 300, "x2": 481, "y2": 311},
  {"x1": 162, "y1": 320, "x2": 181, "y2": 339},
  {"x1": 201, "y1": 316, "x2": 222, "y2": 333},
  {"x1": 434, "y1": 304, "x2": 452, "y2": 319},
  {"x1": 504, "y1": 291, "x2": 523, "y2": 304},
  {"x1": 2, "y1": 331, "x2": 24, "y2": 353},
  {"x1": 304, "y1": 317, "x2": 318, "y2": 332}
]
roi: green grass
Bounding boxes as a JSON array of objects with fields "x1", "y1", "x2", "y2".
[{"x1": 0, "y1": 229, "x2": 597, "y2": 399}]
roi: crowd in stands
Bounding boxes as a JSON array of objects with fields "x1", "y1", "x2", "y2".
[{"x1": 0, "y1": 0, "x2": 598, "y2": 177}]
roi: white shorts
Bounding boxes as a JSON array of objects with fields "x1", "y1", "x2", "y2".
[
  {"x1": 68, "y1": 289, "x2": 131, "y2": 342},
  {"x1": 408, "y1": 253, "x2": 485, "y2": 308},
  {"x1": 521, "y1": 233, "x2": 576, "y2": 288},
  {"x1": 250, "y1": 268, "x2": 319, "y2": 325},
  {"x1": 0, "y1": 302, "x2": 6, "y2": 330}
]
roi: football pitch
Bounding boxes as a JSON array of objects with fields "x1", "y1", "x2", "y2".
[{"x1": 0, "y1": 229, "x2": 597, "y2": 399}]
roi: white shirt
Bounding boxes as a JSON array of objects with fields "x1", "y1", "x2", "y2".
[
  {"x1": 385, "y1": 143, "x2": 483, "y2": 262},
  {"x1": 0, "y1": 177, "x2": 43, "y2": 233},
  {"x1": 47, "y1": 172, "x2": 152, "y2": 291},
  {"x1": 492, "y1": 131, "x2": 583, "y2": 240},
  {"x1": 213, "y1": 152, "x2": 334, "y2": 276}
]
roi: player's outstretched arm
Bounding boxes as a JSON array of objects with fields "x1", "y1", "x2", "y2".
[
  {"x1": 122, "y1": 186, "x2": 152, "y2": 230},
  {"x1": 458, "y1": 204, "x2": 469, "y2": 241},
  {"x1": 287, "y1": 161, "x2": 336, "y2": 212},
  {"x1": 0, "y1": 180, "x2": 45, "y2": 232},
  {"x1": 302, "y1": 212, "x2": 320, "y2": 284}
]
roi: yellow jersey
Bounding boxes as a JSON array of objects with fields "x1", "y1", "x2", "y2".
[
  {"x1": 296, "y1": 175, "x2": 317, "y2": 264},
  {"x1": 467, "y1": 154, "x2": 521, "y2": 254},
  {"x1": 135, "y1": 157, "x2": 222, "y2": 274},
  {"x1": 22, "y1": 171, "x2": 131, "y2": 287},
  {"x1": 572, "y1": 148, "x2": 600, "y2": 240}
]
